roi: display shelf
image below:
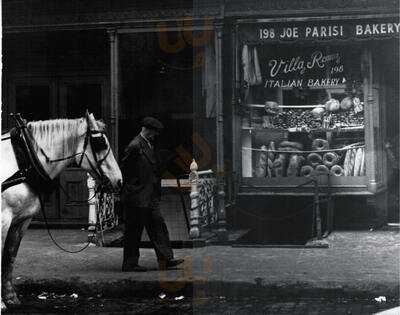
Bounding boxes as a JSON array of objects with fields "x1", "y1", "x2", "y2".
[
  {"x1": 241, "y1": 126, "x2": 364, "y2": 133},
  {"x1": 246, "y1": 103, "x2": 323, "y2": 109},
  {"x1": 240, "y1": 176, "x2": 369, "y2": 196}
]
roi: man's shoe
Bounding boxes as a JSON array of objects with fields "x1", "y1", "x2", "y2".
[
  {"x1": 159, "y1": 259, "x2": 185, "y2": 270},
  {"x1": 122, "y1": 264, "x2": 148, "y2": 272}
]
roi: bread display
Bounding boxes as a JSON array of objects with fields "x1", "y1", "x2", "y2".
[
  {"x1": 251, "y1": 141, "x2": 365, "y2": 178},
  {"x1": 263, "y1": 95, "x2": 364, "y2": 131},
  {"x1": 242, "y1": 75, "x2": 367, "y2": 181},
  {"x1": 246, "y1": 94, "x2": 365, "y2": 179},
  {"x1": 251, "y1": 140, "x2": 365, "y2": 178}
]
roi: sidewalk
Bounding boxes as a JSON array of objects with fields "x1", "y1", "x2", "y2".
[{"x1": 14, "y1": 228, "x2": 400, "y2": 299}]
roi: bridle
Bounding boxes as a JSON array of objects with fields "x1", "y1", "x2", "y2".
[{"x1": 76, "y1": 120, "x2": 112, "y2": 188}]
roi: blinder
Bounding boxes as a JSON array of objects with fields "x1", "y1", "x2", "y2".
[
  {"x1": 90, "y1": 130, "x2": 108, "y2": 153},
  {"x1": 79, "y1": 118, "x2": 113, "y2": 190}
]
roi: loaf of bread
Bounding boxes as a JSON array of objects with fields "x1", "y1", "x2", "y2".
[
  {"x1": 287, "y1": 154, "x2": 305, "y2": 177},
  {"x1": 300, "y1": 165, "x2": 314, "y2": 177},
  {"x1": 323, "y1": 152, "x2": 339, "y2": 167},
  {"x1": 344, "y1": 149, "x2": 356, "y2": 176},
  {"x1": 343, "y1": 149, "x2": 351, "y2": 176},
  {"x1": 255, "y1": 145, "x2": 268, "y2": 178},
  {"x1": 312, "y1": 139, "x2": 329, "y2": 151},
  {"x1": 315, "y1": 164, "x2": 330, "y2": 175},
  {"x1": 307, "y1": 152, "x2": 322, "y2": 167},
  {"x1": 330, "y1": 165, "x2": 344, "y2": 176},
  {"x1": 349, "y1": 149, "x2": 356, "y2": 176},
  {"x1": 273, "y1": 154, "x2": 287, "y2": 177},
  {"x1": 353, "y1": 147, "x2": 363, "y2": 176},
  {"x1": 267, "y1": 141, "x2": 276, "y2": 178},
  {"x1": 279, "y1": 141, "x2": 303, "y2": 150},
  {"x1": 360, "y1": 148, "x2": 366, "y2": 176}
]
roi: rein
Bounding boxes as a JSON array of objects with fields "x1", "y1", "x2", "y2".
[{"x1": 38, "y1": 194, "x2": 94, "y2": 253}]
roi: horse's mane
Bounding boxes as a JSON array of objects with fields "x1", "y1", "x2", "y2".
[{"x1": 27, "y1": 118, "x2": 106, "y2": 159}]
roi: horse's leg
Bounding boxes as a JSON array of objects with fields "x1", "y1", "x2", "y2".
[
  {"x1": 2, "y1": 209, "x2": 12, "y2": 252},
  {"x1": 2, "y1": 216, "x2": 33, "y2": 307},
  {"x1": 1, "y1": 209, "x2": 13, "y2": 311}
]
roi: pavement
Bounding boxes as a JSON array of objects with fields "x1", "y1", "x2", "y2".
[{"x1": 12, "y1": 228, "x2": 400, "y2": 301}]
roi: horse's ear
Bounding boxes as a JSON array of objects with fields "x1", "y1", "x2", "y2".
[
  {"x1": 87, "y1": 113, "x2": 98, "y2": 129},
  {"x1": 85, "y1": 110, "x2": 90, "y2": 120}
]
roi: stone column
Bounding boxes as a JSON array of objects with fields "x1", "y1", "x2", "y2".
[
  {"x1": 108, "y1": 29, "x2": 119, "y2": 159},
  {"x1": 363, "y1": 49, "x2": 377, "y2": 193},
  {"x1": 215, "y1": 22, "x2": 227, "y2": 241}
]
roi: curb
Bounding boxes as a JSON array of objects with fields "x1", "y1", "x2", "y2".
[{"x1": 16, "y1": 278, "x2": 400, "y2": 300}]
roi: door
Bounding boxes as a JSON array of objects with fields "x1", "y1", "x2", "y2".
[
  {"x1": 58, "y1": 78, "x2": 106, "y2": 223},
  {"x1": 9, "y1": 78, "x2": 60, "y2": 220}
]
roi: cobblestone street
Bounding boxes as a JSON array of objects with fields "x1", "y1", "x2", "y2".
[
  {"x1": 2, "y1": 228, "x2": 397, "y2": 314},
  {"x1": 5, "y1": 294, "x2": 398, "y2": 314}
]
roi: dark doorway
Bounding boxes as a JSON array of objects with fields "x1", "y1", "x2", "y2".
[
  {"x1": 15, "y1": 85, "x2": 51, "y2": 121},
  {"x1": 119, "y1": 32, "x2": 194, "y2": 177}
]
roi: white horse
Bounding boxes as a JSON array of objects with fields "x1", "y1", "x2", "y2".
[{"x1": 1, "y1": 112, "x2": 122, "y2": 311}]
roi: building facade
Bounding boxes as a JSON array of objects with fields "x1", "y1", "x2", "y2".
[{"x1": 2, "y1": 0, "x2": 399, "y2": 242}]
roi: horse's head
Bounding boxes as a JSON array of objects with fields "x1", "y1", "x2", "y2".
[{"x1": 80, "y1": 112, "x2": 123, "y2": 192}]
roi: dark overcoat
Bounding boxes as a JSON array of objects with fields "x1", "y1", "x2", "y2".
[{"x1": 120, "y1": 135, "x2": 161, "y2": 208}]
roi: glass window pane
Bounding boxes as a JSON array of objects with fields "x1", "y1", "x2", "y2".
[{"x1": 240, "y1": 44, "x2": 365, "y2": 179}]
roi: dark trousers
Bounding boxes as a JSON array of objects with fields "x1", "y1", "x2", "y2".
[{"x1": 123, "y1": 206, "x2": 173, "y2": 266}]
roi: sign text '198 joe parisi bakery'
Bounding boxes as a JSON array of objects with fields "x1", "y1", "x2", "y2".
[{"x1": 240, "y1": 19, "x2": 400, "y2": 42}]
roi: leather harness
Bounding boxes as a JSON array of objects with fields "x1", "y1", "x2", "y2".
[{"x1": 2, "y1": 114, "x2": 56, "y2": 193}]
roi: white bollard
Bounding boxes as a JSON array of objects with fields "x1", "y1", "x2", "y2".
[
  {"x1": 189, "y1": 159, "x2": 200, "y2": 239},
  {"x1": 87, "y1": 173, "x2": 97, "y2": 243}
]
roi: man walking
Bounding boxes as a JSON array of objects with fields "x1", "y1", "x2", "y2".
[{"x1": 120, "y1": 117, "x2": 184, "y2": 272}]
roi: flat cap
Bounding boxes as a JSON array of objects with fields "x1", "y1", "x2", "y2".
[{"x1": 141, "y1": 117, "x2": 164, "y2": 131}]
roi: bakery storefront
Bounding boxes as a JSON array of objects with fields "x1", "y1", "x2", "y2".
[{"x1": 230, "y1": 16, "x2": 399, "y2": 242}]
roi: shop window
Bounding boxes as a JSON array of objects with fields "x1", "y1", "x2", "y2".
[{"x1": 240, "y1": 44, "x2": 366, "y2": 179}]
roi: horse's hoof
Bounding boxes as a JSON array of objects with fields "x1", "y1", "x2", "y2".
[{"x1": 1, "y1": 300, "x2": 7, "y2": 311}]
